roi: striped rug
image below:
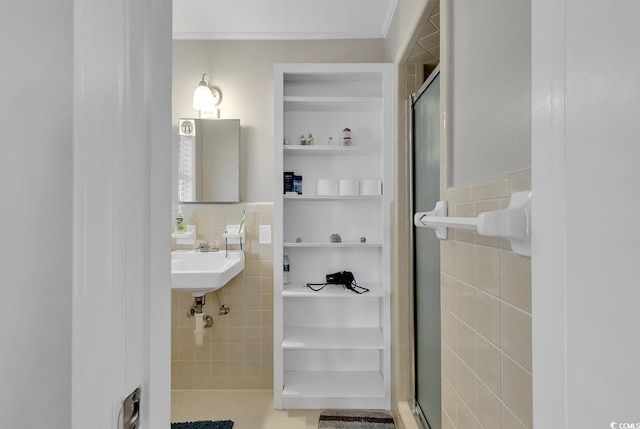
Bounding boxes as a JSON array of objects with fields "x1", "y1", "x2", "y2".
[
  {"x1": 318, "y1": 410, "x2": 395, "y2": 429},
  {"x1": 170, "y1": 420, "x2": 233, "y2": 429}
]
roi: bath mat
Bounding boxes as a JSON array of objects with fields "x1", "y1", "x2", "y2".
[
  {"x1": 318, "y1": 410, "x2": 395, "y2": 429},
  {"x1": 171, "y1": 420, "x2": 233, "y2": 429}
]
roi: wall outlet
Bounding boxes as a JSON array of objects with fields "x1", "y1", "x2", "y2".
[{"x1": 259, "y1": 225, "x2": 271, "y2": 244}]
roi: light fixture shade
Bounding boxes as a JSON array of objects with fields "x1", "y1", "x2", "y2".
[{"x1": 192, "y1": 84, "x2": 215, "y2": 111}]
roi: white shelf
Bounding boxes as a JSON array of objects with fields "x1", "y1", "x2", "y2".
[
  {"x1": 284, "y1": 242, "x2": 383, "y2": 248},
  {"x1": 284, "y1": 195, "x2": 382, "y2": 201},
  {"x1": 283, "y1": 146, "x2": 381, "y2": 156},
  {"x1": 284, "y1": 96, "x2": 382, "y2": 112},
  {"x1": 282, "y1": 282, "x2": 384, "y2": 298},
  {"x1": 283, "y1": 327, "x2": 384, "y2": 349},
  {"x1": 282, "y1": 371, "x2": 385, "y2": 398}
]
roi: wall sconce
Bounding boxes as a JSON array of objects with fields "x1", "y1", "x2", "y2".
[{"x1": 192, "y1": 73, "x2": 221, "y2": 119}]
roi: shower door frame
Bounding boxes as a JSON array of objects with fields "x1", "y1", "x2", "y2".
[{"x1": 408, "y1": 65, "x2": 441, "y2": 429}]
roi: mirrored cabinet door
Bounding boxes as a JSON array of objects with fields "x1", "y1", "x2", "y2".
[{"x1": 178, "y1": 118, "x2": 240, "y2": 203}]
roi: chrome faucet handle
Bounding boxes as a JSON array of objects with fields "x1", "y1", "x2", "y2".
[{"x1": 195, "y1": 241, "x2": 220, "y2": 252}]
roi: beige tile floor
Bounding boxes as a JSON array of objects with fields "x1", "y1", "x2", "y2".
[{"x1": 171, "y1": 390, "x2": 322, "y2": 429}]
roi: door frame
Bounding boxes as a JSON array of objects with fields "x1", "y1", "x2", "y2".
[
  {"x1": 531, "y1": 0, "x2": 567, "y2": 424},
  {"x1": 532, "y1": 0, "x2": 640, "y2": 425}
]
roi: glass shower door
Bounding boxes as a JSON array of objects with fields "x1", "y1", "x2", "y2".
[{"x1": 412, "y1": 70, "x2": 441, "y2": 429}]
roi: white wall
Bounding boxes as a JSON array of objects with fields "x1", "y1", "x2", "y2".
[
  {"x1": 384, "y1": 0, "x2": 530, "y2": 187},
  {"x1": 172, "y1": 39, "x2": 386, "y2": 202},
  {"x1": 0, "y1": 1, "x2": 72, "y2": 427},
  {"x1": 532, "y1": 0, "x2": 640, "y2": 426},
  {"x1": 451, "y1": 0, "x2": 531, "y2": 186}
]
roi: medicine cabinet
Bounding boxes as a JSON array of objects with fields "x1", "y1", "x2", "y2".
[{"x1": 177, "y1": 118, "x2": 240, "y2": 203}]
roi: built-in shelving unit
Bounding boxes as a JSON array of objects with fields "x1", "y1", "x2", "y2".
[{"x1": 273, "y1": 63, "x2": 393, "y2": 410}]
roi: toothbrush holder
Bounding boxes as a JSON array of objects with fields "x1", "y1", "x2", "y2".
[{"x1": 223, "y1": 224, "x2": 246, "y2": 245}]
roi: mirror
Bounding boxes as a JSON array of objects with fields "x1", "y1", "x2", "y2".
[{"x1": 177, "y1": 118, "x2": 240, "y2": 203}]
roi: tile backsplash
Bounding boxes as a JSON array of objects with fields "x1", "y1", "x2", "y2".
[{"x1": 171, "y1": 203, "x2": 274, "y2": 390}]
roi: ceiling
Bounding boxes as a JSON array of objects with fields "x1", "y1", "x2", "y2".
[{"x1": 173, "y1": 0, "x2": 399, "y2": 40}]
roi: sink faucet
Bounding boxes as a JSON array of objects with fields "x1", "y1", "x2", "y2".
[{"x1": 196, "y1": 241, "x2": 219, "y2": 252}]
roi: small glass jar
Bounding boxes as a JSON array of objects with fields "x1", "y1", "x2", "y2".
[{"x1": 341, "y1": 128, "x2": 352, "y2": 146}]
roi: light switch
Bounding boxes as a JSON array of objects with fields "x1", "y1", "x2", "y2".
[{"x1": 259, "y1": 225, "x2": 271, "y2": 244}]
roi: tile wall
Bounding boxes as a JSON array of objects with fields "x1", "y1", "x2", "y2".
[
  {"x1": 171, "y1": 203, "x2": 274, "y2": 390},
  {"x1": 440, "y1": 172, "x2": 532, "y2": 429}
]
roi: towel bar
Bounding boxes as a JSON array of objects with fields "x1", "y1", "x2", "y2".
[{"x1": 414, "y1": 191, "x2": 531, "y2": 257}]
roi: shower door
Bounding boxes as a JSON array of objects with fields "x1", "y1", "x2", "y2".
[{"x1": 411, "y1": 68, "x2": 441, "y2": 429}]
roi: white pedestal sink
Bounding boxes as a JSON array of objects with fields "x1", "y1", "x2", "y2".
[{"x1": 171, "y1": 250, "x2": 245, "y2": 297}]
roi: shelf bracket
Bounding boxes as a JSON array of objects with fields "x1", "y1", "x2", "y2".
[
  {"x1": 171, "y1": 225, "x2": 196, "y2": 245},
  {"x1": 414, "y1": 191, "x2": 531, "y2": 257}
]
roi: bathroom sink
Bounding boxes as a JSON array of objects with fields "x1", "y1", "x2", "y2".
[{"x1": 171, "y1": 250, "x2": 244, "y2": 297}]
